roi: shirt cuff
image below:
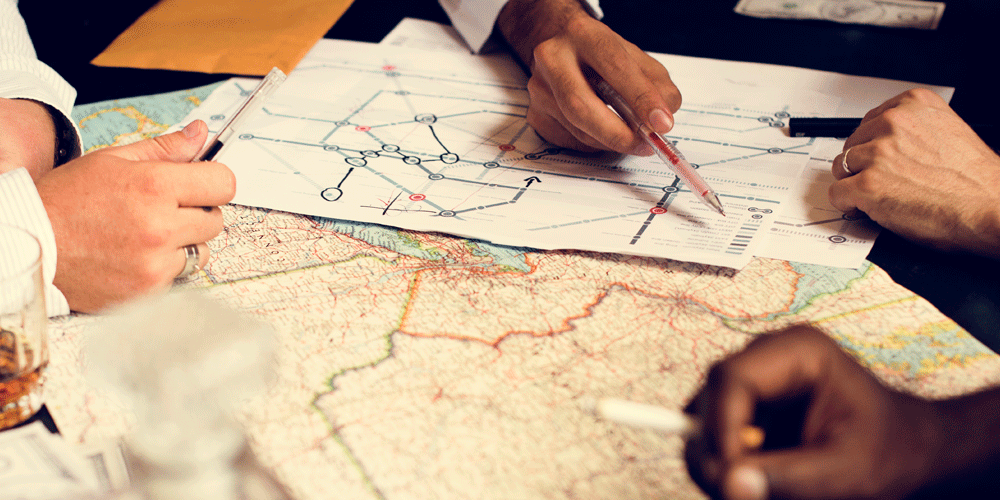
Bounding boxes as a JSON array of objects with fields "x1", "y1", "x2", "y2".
[{"x1": 0, "y1": 168, "x2": 71, "y2": 317}]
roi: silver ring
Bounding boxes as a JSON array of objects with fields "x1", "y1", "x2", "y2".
[
  {"x1": 841, "y1": 147, "x2": 854, "y2": 176},
  {"x1": 178, "y1": 244, "x2": 200, "y2": 278}
]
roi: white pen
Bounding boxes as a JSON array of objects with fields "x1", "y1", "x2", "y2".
[
  {"x1": 587, "y1": 75, "x2": 726, "y2": 217},
  {"x1": 196, "y1": 66, "x2": 287, "y2": 162},
  {"x1": 586, "y1": 397, "x2": 764, "y2": 448}
]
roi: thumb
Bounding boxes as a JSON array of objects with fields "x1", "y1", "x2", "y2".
[
  {"x1": 723, "y1": 447, "x2": 860, "y2": 500},
  {"x1": 104, "y1": 120, "x2": 209, "y2": 162}
]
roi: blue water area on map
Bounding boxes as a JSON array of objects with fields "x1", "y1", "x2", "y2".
[
  {"x1": 313, "y1": 217, "x2": 533, "y2": 272},
  {"x1": 787, "y1": 261, "x2": 870, "y2": 314},
  {"x1": 72, "y1": 84, "x2": 222, "y2": 150},
  {"x1": 836, "y1": 321, "x2": 988, "y2": 375}
]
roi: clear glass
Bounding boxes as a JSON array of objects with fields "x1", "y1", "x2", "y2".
[{"x1": 0, "y1": 223, "x2": 48, "y2": 429}]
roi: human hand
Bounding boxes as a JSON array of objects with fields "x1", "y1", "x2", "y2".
[
  {"x1": 685, "y1": 326, "x2": 943, "y2": 500},
  {"x1": 497, "y1": 0, "x2": 681, "y2": 154},
  {"x1": 34, "y1": 120, "x2": 236, "y2": 313},
  {"x1": 0, "y1": 97, "x2": 56, "y2": 179},
  {"x1": 828, "y1": 89, "x2": 1000, "y2": 258}
]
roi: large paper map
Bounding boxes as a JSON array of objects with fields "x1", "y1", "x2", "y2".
[{"x1": 45, "y1": 64, "x2": 1000, "y2": 500}]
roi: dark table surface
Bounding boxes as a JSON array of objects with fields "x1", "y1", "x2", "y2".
[{"x1": 19, "y1": 0, "x2": 1000, "y2": 351}]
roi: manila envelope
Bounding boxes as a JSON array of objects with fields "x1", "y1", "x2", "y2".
[{"x1": 92, "y1": 0, "x2": 355, "y2": 75}]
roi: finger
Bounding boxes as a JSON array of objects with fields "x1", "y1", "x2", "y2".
[
  {"x1": 105, "y1": 120, "x2": 210, "y2": 163},
  {"x1": 727, "y1": 445, "x2": 872, "y2": 500},
  {"x1": 177, "y1": 205, "x2": 226, "y2": 243},
  {"x1": 527, "y1": 77, "x2": 607, "y2": 151},
  {"x1": 531, "y1": 45, "x2": 640, "y2": 154},
  {"x1": 706, "y1": 327, "x2": 834, "y2": 459},
  {"x1": 586, "y1": 37, "x2": 680, "y2": 135},
  {"x1": 830, "y1": 146, "x2": 867, "y2": 180},
  {"x1": 174, "y1": 242, "x2": 211, "y2": 280},
  {"x1": 150, "y1": 160, "x2": 237, "y2": 208}
]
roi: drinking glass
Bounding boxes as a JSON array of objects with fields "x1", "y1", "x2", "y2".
[{"x1": 0, "y1": 224, "x2": 48, "y2": 429}]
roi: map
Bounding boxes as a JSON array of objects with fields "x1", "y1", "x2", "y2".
[{"x1": 44, "y1": 54, "x2": 1000, "y2": 500}]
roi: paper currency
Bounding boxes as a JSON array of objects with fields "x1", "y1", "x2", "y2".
[
  {"x1": 734, "y1": 0, "x2": 946, "y2": 29},
  {"x1": 0, "y1": 422, "x2": 100, "y2": 499}
]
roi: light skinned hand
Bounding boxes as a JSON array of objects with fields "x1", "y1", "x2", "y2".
[
  {"x1": 828, "y1": 89, "x2": 1000, "y2": 258},
  {"x1": 34, "y1": 120, "x2": 236, "y2": 313},
  {"x1": 685, "y1": 326, "x2": 944, "y2": 500},
  {"x1": 497, "y1": 0, "x2": 681, "y2": 154},
  {"x1": 0, "y1": 97, "x2": 56, "y2": 180}
]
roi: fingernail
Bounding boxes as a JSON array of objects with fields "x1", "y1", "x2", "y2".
[
  {"x1": 182, "y1": 121, "x2": 199, "y2": 138},
  {"x1": 728, "y1": 466, "x2": 768, "y2": 500},
  {"x1": 649, "y1": 108, "x2": 673, "y2": 134}
]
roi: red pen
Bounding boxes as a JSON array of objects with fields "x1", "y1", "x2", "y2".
[{"x1": 588, "y1": 75, "x2": 726, "y2": 216}]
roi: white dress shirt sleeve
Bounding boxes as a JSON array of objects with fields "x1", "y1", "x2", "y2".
[
  {"x1": 0, "y1": 169, "x2": 70, "y2": 317},
  {"x1": 438, "y1": 0, "x2": 603, "y2": 53},
  {"x1": 3, "y1": 0, "x2": 79, "y2": 317}
]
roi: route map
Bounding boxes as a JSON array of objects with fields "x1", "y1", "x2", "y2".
[
  {"x1": 176, "y1": 40, "x2": 838, "y2": 269},
  {"x1": 42, "y1": 41, "x2": 1000, "y2": 500}
]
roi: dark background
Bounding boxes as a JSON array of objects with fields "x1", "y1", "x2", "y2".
[{"x1": 18, "y1": 0, "x2": 1000, "y2": 350}]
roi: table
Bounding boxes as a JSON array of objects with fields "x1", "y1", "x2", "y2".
[
  {"x1": 22, "y1": 0, "x2": 999, "y2": 350},
  {"x1": 15, "y1": 2, "x2": 1000, "y2": 499}
]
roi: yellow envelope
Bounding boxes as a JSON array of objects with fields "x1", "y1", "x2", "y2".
[{"x1": 92, "y1": 0, "x2": 355, "y2": 75}]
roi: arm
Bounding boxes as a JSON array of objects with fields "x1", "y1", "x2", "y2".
[
  {"x1": 686, "y1": 325, "x2": 1000, "y2": 500},
  {"x1": 828, "y1": 89, "x2": 1000, "y2": 258},
  {"x1": 439, "y1": 0, "x2": 681, "y2": 154},
  {"x1": 1, "y1": 0, "x2": 82, "y2": 179},
  {"x1": 496, "y1": 0, "x2": 680, "y2": 154}
]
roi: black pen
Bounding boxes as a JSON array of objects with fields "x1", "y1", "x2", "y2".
[
  {"x1": 789, "y1": 116, "x2": 995, "y2": 138},
  {"x1": 196, "y1": 67, "x2": 287, "y2": 161}
]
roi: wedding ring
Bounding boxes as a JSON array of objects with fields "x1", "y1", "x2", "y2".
[
  {"x1": 841, "y1": 147, "x2": 854, "y2": 176},
  {"x1": 178, "y1": 244, "x2": 201, "y2": 278}
]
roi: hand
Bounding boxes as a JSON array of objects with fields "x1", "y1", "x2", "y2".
[
  {"x1": 828, "y1": 89, "x2": 1000, "y2": 258},
  {"x1": 685, "y1": 326, "x2": 943, "y2": 500},
  {"x1": 497, "y1": 0, "x2": 681, "y2": 154},
  {"x1": 34, "y1": 120, "x2": 236, "y2": 313},
  {"x1": 0, "y1": 97, "x2": 56, "y2": 179}
]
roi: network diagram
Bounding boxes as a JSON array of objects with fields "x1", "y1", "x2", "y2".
[{"x1": 188, "y1": 44, "x2": 848, "y2": 267}]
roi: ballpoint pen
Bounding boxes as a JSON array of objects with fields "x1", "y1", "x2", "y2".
[
  {"x1": 587, "y1": 74, "x2": 726, "y2": 216},
  {"x1": 196, "y1": 66, "x2": 287, "y2": 162}
]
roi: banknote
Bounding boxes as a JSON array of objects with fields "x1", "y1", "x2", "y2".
[
  {"x1": 0, "y1": 422, "x2": 100, "y2": 499},
  {"x1": 734, "y1": 0, "x2": 946, "y2": 29}
]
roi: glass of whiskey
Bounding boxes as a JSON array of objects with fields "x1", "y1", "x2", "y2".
[{"x1": 1, "y1": 224, "x2": 48, "y2": 429}]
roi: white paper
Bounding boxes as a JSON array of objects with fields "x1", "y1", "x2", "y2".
[{"x1": 177, "y1": 40, "x2": 842, "y2": 269}]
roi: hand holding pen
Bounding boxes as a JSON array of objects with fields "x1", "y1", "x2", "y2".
[{"x1": 586, "y1": 71, "x2": 726, "y2": 216}]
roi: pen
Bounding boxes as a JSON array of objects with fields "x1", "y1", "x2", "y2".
[
  {"x1": 196, "y1": 66, "x2": 287, "y2": 162},
  {"x1": 586, "y1": 397, "x2": 765, "y2": 449},
  {"x1": 789, "y1": 116, "x2": 995, "y2": 138},
  {"x1": 587, "y1": 74, "x2": 726, "y2": 216}
]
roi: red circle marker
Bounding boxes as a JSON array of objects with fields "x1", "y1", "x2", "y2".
[
  {"x1": 649, "y1": 207, "x2": 668, "y2": 215},
  {"x1": 355, "y1": 126, "x2": 371, "y2": 132},
  {"x1": 409, "y1": 194, "x2": 426, "y2": 201},
  {"x1": 499, "y1": 144, "x2": 515, "y2": 151},
  {"x1": 383, "y1": 65, "x2": 396, "y2": 71}
]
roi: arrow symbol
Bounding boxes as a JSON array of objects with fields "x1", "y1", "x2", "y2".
[{"x1": 524, "y1": 176, "x2": 541, "y2": 187}]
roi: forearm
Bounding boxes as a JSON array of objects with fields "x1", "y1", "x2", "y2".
[{"x1": 496, "y1": 0, "x2": 594, "y2": 69}]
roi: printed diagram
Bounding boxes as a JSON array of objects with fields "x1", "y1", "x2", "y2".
[{"x1": 185, "y1": 42, "x2": 831, "y2": 268}]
